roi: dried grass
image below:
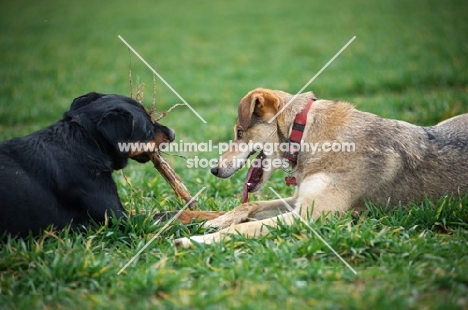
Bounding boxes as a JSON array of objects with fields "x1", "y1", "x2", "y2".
[{"x1": 127, "y1": 53, "x2": 182, "y2": 122}]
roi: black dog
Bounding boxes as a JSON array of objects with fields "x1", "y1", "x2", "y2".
[{"x1": 0, "y1": 92, "x2": 175, "y2": 238}]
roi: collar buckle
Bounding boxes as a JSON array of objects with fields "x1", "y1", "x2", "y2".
[{"x1": 285, "y1": 141, "x2": 301, "y2": 162}]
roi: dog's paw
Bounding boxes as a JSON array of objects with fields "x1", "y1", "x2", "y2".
[
  {"x1": 174, "y1": 235, "x2": 210, "y2": 248},
  {"x1": 174, "y1": 233, "x2": 222, "y2": 248},
  {"x1": 174, "y1": 237, "x2": 194, "y2": 248},
  {"x1": 204, "y1": 211, "x2": 250, "y2": 229}
]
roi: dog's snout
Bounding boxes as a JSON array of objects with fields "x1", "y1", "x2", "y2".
[
  {"x1": 153, "y1": 122, "x2": 175, "y2": 143},
  {"x1": 211, "y1": 166, "x2": 219, "y2": 176},
  {"x1": 166, "y1": 128, "x2": 176, "y2": 142}
]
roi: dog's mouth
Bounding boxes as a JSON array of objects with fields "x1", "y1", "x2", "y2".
[
  {"x1": 130, "y1": 139, "x2": 170, "y2": 163},
  {"x1": 242, "y1": 151, "x2": 265, "y2": 203},
  {"x1": 131, "y1": 153, "x2": 151, "y2": 163},
  {"x1": 130, "y1": 128, "x2": 175, "y2": 163}
]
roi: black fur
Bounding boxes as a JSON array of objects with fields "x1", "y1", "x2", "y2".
[{"x1": 0, "y1": 92, "x2": 175, "y2": 238}]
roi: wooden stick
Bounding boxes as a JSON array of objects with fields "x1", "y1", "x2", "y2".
[{"x1": 150, "y1": 152, "x2": 197, "y2": 209}]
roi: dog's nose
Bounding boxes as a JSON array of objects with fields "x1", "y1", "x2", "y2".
[{"x1": 210, "y1": 166, "x2": 219, "y2": 176}]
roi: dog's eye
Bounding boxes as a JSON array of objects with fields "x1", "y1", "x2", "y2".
[{"x1": 237, "y1": 130, "x2": 243, "y2": 139}]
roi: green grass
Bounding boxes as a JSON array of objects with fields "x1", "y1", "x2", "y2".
[{"x1": 1, "y1": 0, "x2": 468, "y2": 309}]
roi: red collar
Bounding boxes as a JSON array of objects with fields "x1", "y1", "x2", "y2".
[
  {"x1": 284, "y1": 98, "x2": 316, "y2": 186},
  {"x1": 285, "y1": 98, "x2": 316, "y2": 162}
]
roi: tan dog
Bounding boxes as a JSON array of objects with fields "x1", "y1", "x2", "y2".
[{"x1": 176, "y1": 88, "x2": 468, "y2": 247}]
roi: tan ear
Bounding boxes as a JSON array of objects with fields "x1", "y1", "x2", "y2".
[{"x1": 237, "y1": 89, "x2": 280, "y2": 128}]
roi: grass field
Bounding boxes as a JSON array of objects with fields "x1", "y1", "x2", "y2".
[{"x1": 1, "y1": 0, "x2": 468, "y2": 309}]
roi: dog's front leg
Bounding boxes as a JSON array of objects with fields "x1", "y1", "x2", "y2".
[
  {"x1": 175, "y1": 212, "x2": 296, "y2": 248},
  {"x1": 204, "y1": 198, "x2": 296, "y2": 229},
  {"x1": 294, "y1": 173, "x2": 354, "y2": 219}
]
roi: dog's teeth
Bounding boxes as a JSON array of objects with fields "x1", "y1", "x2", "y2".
[{"x1": 247, "y1": 183, "x2": 251, "y2": 186}]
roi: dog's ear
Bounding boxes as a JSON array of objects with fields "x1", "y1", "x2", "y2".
[
  {"x1": 238, "y1": 94, "x2": 257, "y2": 129},
  {"x1": 238, "y1": 89, "x2": 281, "y2": 128},
  {"x1": 97, "y1": 109, "x2": 135, "y2": 144},
  {"x1": 70, "y1": 92, "x2": 105, "y2": 111}
]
